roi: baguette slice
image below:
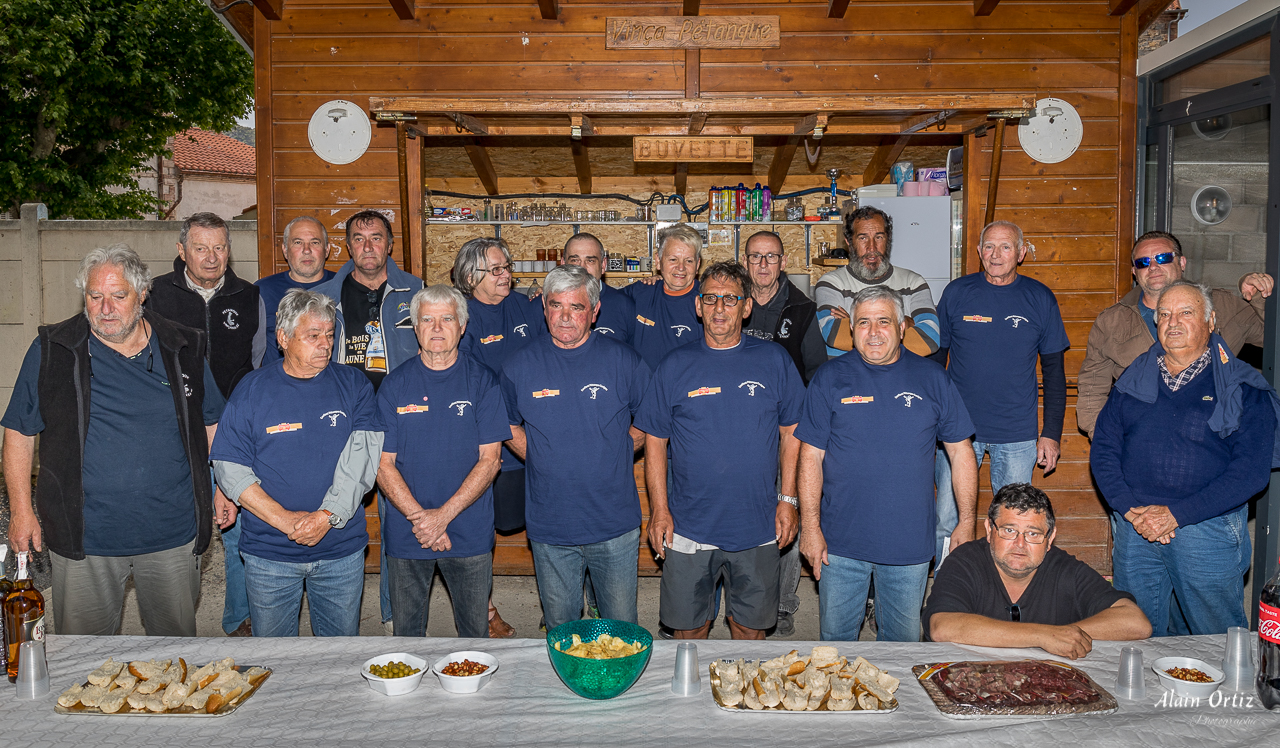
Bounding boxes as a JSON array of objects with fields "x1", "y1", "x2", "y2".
[
  {"x1": 128, "y1": 659, "x2": 169, "y2": 682},
  {"x1": 876, "y1": 670, "x2": 900, "y2": 695},
  {"x1": 809, "y1": 645, "x2": 839, "y2": 669},
  {"x1": 205, "y1": 685, "x2": 243, "y2": 715},
  {"x1": 127, "y1": 689, "x2": 152, "y2": 711},
  {"x1": 88, "y1": 658, "x2": 125, "y2": 686},
  {"x1": 112, "y1": 672, "x2": 139, "y2": 691},
  {"x1": 78, "y1": 684, "x2": 108, "y2": 708},
  {"x1": 857, "y1": 691, "x2": 880, "y2": 711},
  {"x1": 57, "y1": 682, "x2": 86, "y2": 708},
  {"x1": 183, "y1": 685, "x2": 215, "y2": 711},
  {"x1": 244, "y1": 666, "x2": 269, "y2": 687},
  {"x1": 186, "y1": 661, "x2": 218, "y2": 690},
  {"x1": 855, "y1": 672, "x2": 893, "y2": 705},
  {"x1": 143, "y1": 693, "x2": 167, "y2": 713},
  {"x1": 98, "y1": 688, "x2": 130, "y2": 714},
  {"x1": 161, "y1": 679, "x2": 191, "y2": 710},
  {"x1": 827, "y1": 696, "x2": 855, "y2": 711},
  {"x1": 211, "y1": 656, "x2": 236, "y2": 673}
]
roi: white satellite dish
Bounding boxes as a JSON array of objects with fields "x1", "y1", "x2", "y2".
[
  {"x1": 1018, "y1": 97, "x2": 1083, "y2": 165},
  {"x1": 308, "y1": 100, "x2": 372, "y2": 165}
]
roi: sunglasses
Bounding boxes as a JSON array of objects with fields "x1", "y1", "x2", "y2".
[{"x1": 1132, "y1": 252, "x2": 1177, "y2": 269}]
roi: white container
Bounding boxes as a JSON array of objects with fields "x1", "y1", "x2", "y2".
[
  {"x1": 361, "y1": 652, "x2": 428, "y2": 696},
  {"x1": 432, "y1": 650, "x2": 499, "y2": 694},
  {"x1": 1152, "y1": 656, "x2": 1224, "y2": 700}
]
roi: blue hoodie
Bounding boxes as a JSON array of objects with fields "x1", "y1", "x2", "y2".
[{"x1": 311, "y1": 257, "x2": 424, "y2": 373}]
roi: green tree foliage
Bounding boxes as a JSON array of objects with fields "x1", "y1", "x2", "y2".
[{"x1": 0, "y1": 0, "x2": 253, "y2": 218}]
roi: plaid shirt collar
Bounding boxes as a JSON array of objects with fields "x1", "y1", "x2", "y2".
[{"x1": 1159, "y1": 348, "x2": 1212, "y2": 392}]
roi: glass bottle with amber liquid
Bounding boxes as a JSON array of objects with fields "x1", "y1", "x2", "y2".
[
  {"x1": 5, "y1": 551, "x2": 45, "y2": 683},
  {"x1": 0, "y1": 545, "x2": 11, "y2": 679}
]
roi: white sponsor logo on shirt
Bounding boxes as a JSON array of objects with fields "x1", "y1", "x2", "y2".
[
  {"x1": 514, "y1": 324, "x2": 529, "y2": 337},
  {"x1": 895, "y1": 392, "x2": 922, "y2": 408},
  {"x1": 778, "y1": 319, "x2": 792, "y2": 339},
  {"x1": 671, "y1": 324, "x2": 691, "y2": 337},
  {"x1": 1005, "y1": 315, "x2": 1029, "y2": 328},
  {"x1": 581, "y1": 383, "x2": 609, "y2": 400},
  {"x1": 738, "y1": 380, "x2": 766, "y2": 396},
  {"x1": 321, "y1": 410, "x2": 347, "y2": 426},
  {"x1": 596, "y1": 327, "x2": 615, "y2": 335},
  {"x1": 450, "y1": 400, "x2": 472, "y2": 415},
  {"x1": 222, "y1": 308, "x2": 239, "y2": 330}
]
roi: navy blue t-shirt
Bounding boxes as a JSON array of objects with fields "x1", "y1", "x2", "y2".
[
  {"x1": 795, "y1": 350, "x2": 974, "y2": 565},
  {"x1": 596, "y1": 283, "x2": 637, "y2": 346},
  {"x1": 256, "y1": 270, "x2": 336, "y2": 363},
  {"x1": 621, "y1": 280, "x2": 702, "y2": 369},
  {"x1": 634, "y1": 336, "x2": 804, "y2": 552},
  {"x1": 1, "y1": 334, "x2": 224, "y2": 556},
  {"x1": 375, "y1": 353, "x2": 510, "y2": 559},
  {"x1": 210, "y1": 361, "x2": 375, "y2": 563},
  {"x1": 461, "y1": 292, "x2": 546, "y2": 471},
  {"x1": 501, "y1": 334, "x2": 651, "y2": 546},
  {"x1": 937, "y1": 273, "x2": 1070, "y2": 443}
]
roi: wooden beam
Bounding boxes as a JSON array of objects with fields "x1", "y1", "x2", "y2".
[
  {"x1": 1136, "y1": 0, "x2": 1176, "y2": 32},
  {"x1": 674, "y1": 163, "x2": 689, "y2": 197},
  {"x1": 862, "y1": 135, "x2": 912, "y2": 186},
  {"x1": 537, "y1": 0, "x2": 557, "y2": 20},
  {"x1": 685, "y1": 50, "x2": 700, "y2": 98},
  {"x1": 570, "y1": 114, "x2": 594, "y2": 139},
  {"x1": 395, "y1": 122, "x2": 412, "y2": 256},
  {"x1": 687, "y1": 113, "x2": 707, "y2": 135},
  {"x1": 768, "y1": 137, "x2": 801, "y2": 194},
  {"x1": 974, "y1": 0, "x2": 1000, "y2": 16},
  {"x1": 571, "y1": 140, "x2": 592, "y2": 194},
  {"x1": 418, "y1": 137, "x2": 429, "y2": 281},
  {"x1": 463, "y1": 139, "x2": 499, "y2": 196},
  {"x1": 1108, "y1": 0, "x2": 1139, "y2": 15},
  {"x1": 984, "y1": 118, "x2": 1007, "y2": 227},
  {"x1": 683, "y1": 0, "x2": 700, "y2": 15},
  {"x1": 251, "y1": 0, "x2": 282, "y2": 20},
  {"x1": 827, "y1": 0, "x2": 850, "y2": 19},
  {"x1": 388, "y1": 0, "x2": 414, "y2": 20}
]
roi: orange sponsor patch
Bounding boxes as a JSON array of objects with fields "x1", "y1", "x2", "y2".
[
  {"x1": 687, "y1": 386, "x2": 721, "y2": 398},
  {"x1": 840, "y1": 396, "x2": 874, "y2": 404},
  {"x1": 962, "y1": 315, "x2": 992, "y2": 323},
  {"x1": 481, "y1": 334, "x2": 504, "y2": 344},
  {"x1": 532, "y1": 389, "x2": 560, "y2": 398},
  {"x1": 637, "y1": 315, "x2": 655, "y2": 327},
  {"x1": 396, "y1": 405, "x2": 428, "y2": 414},
  {"x1": 266, "y1": 422, "x2": 303, "y2": 434}
]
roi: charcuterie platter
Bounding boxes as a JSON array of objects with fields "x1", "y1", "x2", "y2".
[{"x1": 913, "y1": 660, "x2": 1117, "y2": 719}]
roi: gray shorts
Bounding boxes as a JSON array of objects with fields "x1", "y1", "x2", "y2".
[{"x1": 660, "y1": 544, "x2": 780, "y2": 631}]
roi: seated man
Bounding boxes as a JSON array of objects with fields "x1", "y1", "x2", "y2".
[{"x1": 924, "y1": 483, "x2": 1151, "y2": 659}]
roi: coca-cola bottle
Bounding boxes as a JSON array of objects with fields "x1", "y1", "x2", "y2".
[{"x1": 1260, "y1": 561, "x2": 1280, "y2": 709}]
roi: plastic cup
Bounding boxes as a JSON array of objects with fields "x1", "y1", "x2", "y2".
[
  {"x1": 15, "y1": 640, "x2": 49, "y2": 699},
  {"x1": 671, "y1": 642, "x2": 701, "y2": 696},
  {"x1": 1222, "y1": 626, "x2": 1255, "y2": 691},
  {"x1": 1115, "y1": 645, "x2": 1146, "y2": 701}
]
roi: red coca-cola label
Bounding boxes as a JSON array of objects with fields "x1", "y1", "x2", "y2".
[{"x1": 1262, "y1": 601, "x2": 1280, "y2": 644}]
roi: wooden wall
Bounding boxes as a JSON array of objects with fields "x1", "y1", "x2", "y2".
[{"x1": 254, "y1": 0, "x2": 1139, "y2": 575}]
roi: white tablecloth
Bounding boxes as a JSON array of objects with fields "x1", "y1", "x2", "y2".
[{"x1": 4, "y1": 634, "x2": 1277, "y2": 747}]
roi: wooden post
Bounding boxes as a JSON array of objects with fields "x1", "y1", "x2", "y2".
[
  {"x1": 984, "y1": 118, "x2": 1006, "y2": 228},
  {"x1": 419, "y1": 136, "x2": 430, "y2": 282},
  {"x1": 396, "y1": 122, "x2": 412, "y2": 266}
]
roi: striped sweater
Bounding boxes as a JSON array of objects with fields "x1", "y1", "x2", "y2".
[{"x1": 813, "y1": 264, "x2": 940, "y2": 357}]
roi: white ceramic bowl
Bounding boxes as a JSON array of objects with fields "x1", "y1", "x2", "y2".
[
  {"x1": 1152, "y1": 656, "x2": 1224, "y2": 699},
  {"x1": 432, "y1": 651, "x2": 499, "y2": 694},
  {"x1": 361, "y1": 652, "x2": 428, "y2": 696}
]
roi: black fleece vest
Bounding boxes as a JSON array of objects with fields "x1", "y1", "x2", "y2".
[
  {"x1": 773, "y1": 281, "x2": 817, "y2": 383},
  {"x1": 146, "y1": 258, "x2": 259, "y2": 398},
  {"x1": 36, "y1": 312, "x2": 213, "y2": 560}
]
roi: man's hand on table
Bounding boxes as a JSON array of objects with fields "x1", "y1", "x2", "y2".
[
  {"x1": 1034, "y1": 623, "x2": 1093, "y2": 660},
  {"x1": 288, "y1": 510, "x2": 332, "y2": 546}
]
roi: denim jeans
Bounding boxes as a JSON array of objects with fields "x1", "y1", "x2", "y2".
[
  {"x1": 378, "y1": 492, "x2": 392, "y2": 623},
  {"x1": 818, "y1": 553, "x2": 930, "y2": 642},
  {"x1": 214, "y1": 467, "x2": 251, "y2": 634},
  {"x1": 934, "y1": 439, "x2": 1037, "y2": 565},
  {"x1": 387, "y1": 553, "x2": 491, "y2": 638},
  {"x1": 531, "y1": 527, "x2": 640, "y2": 631},
  {"x1": 243, "y1": 548, "x2": 366, "y2": 637},
  {"x1": 777, "y1": 538, "x2": 801, "y2": 616},
  {"x1": 1110, "y1": 505, "x2": 1250, "y2": 637}
]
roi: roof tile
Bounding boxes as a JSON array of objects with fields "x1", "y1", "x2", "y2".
[{"x1": 171, "y1": 128, "x2": 256, "y2": 176}]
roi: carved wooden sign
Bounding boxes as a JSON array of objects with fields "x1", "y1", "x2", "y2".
[
  {"x1": 606, "y1": 16, "x2": 780, "y2": 49},
  {"x1": 633, "y1": 136, "x2": 754, "y2": 163}
]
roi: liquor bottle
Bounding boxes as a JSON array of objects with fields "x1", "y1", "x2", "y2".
[
  {"x1": 5, "y1": 551, "x2": 45, "y2": 683},
  {"x1": 0, "y1": 546, "x2": 10, "y2": 678},
  {"x1": 1261, "y1": 560, "x2": 1280, "y2": 709}
]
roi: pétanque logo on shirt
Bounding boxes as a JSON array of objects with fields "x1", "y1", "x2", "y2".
[
  {"x1": 532, "y1": 389, "x2": 560, "y2": 398},
  {"x1": 895, "y1": 392, "x2": 922, "y2": 408},
  {"x1": 514, "y1": 324, "x2": 529, "y2": 337},
  {"x1": 581, "y1": 383, "x2": 609, "y2": 399},
  {"x1": 671, "y1": 324, "x2": 692, "y2": 337},
  {"x1": 962, "y1": 315, "x2": 992, "y2": 323},
  {"x1": 1005, "y1": 315, "x2": 1029, "y2": 328},
  {"x1": 840, "y1": 395, "x2": 873, "y2": 404},
  {"x1": 738, "y1": 380, "x2": 765, "y2": 396},
  {"x1": 450, "y1": 400, "x2": 472, "y2": 415},
  {"x1": 688, "y1": 386, "x2": 721, "y2": 398},
  {"x1": 596, "y1": 327, "x2": 616, "y2": 335},
  {"x1": 779, "y1": 319, "x2": 792, "y2": 339},
  {"x1": 222, "y1": 308, "x2": 239, "y2": 330},
  {"x1": 321, "y1": 410, "x2": 347, "y2": 426}
]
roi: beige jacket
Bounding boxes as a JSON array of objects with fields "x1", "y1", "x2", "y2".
[{"x1": 1075, "y1": 285, "x2": 1265, "y2": 437}]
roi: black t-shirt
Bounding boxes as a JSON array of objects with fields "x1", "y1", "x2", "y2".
[
  {"x1": 922, "y1": 538, "x2": 1134, "y2": 639},
  {"x1": 340, "y1": 274, "x2": 389, "y2": 390}
]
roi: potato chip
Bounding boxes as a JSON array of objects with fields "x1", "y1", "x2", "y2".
[{"x1": 554, "y1": 632, "x2": 647, "y2": 659}]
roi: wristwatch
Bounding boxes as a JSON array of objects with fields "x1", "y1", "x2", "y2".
[
  {"x1": 777, "y1": 493, "x2": 798, "y2": 508},
  {"x1": 320, "y1": 509, "x2": 341, "y2": 527}
]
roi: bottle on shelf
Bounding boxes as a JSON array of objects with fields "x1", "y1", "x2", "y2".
[
  {"x1": 5, "y1": 551, "x2": 44, "y2": 683},
  {"x1": 763, "y1": 186, "x2": 772, "y2": 221},
  {"x1": 735, "y1": 183, "x2": 747, "y2": 221},
  {"x1": 1260, "y1": 558, "x2": 1280, "y2": 709},
  {"x1": 0, "y1": 545, "x2": 10, "y2": 677}
]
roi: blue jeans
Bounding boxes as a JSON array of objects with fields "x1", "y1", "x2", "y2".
[
  {"x1": 387, "y1": 553, "x2": 491, "y2": 638},
  {"x1": 378, "y1": 492, "x2": 392, "y2": 623},
  {"x1": 1110, "y1": 505, "x2": 1250, "y2": 637},
  {"x1": 818, "y1": 553, "x2": 930, "y2": 642},
  {"x1": 243, "y1": 548, "x2": 366, "y2": 637},
  {"x1": 531, "y1": 528, "x2": 640, "y2": 631},
  {"x1": 935, "y1": 440, "x2": 1037, "y2": 564},
  {"x1": 214, "y1": 467, "x2": 251, "y2": 634}
]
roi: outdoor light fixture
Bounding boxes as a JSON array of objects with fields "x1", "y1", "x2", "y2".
[
  {"x1": 1191, "y1": 114, "x2": 1233, "y2": 141},
  {"x1": 1191, "y1": 185, "x2": 1232, "y2": 225}
]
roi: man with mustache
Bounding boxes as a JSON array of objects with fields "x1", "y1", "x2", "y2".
[
  {"x1": 814, "y1": 206, "x2": 940, "y2": 358},
  {"x1": 3, "y1": 245, "x2": 225, "y2": 636}
]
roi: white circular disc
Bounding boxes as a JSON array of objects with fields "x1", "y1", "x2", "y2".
[
  {"x1": 308, "y1": 100, "x2": 372, "y2": 165},
  {"x1": 1018, "y1": 97, "x2": 1083, "y2": 165}
]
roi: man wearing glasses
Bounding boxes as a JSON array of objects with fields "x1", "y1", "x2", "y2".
[
  {"x1": 923, "y1": 483, "x2": 1150, "y2": 659},
  {"x1": 637, "y1": 262, "x2": 804, "y2": 640},
  {"x1": 741, "y1": 231, "x2": 827, "y2": 385},
  {"x1": 1076, "y1": 230, "x2": 1272, "y2": 438}
]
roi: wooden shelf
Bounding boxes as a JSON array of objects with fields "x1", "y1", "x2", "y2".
[
  {"x1": 513, "y1": 271, "x2": 653, "y2": 279},
  {"x1": 813, "y1": 257, "x2": 850, "y2": 267}
]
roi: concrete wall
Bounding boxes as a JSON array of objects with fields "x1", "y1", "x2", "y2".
[{"x1": 0, "y1": 204, "x2": 258, "y2": 426}]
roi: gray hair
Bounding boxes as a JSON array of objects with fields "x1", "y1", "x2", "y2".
[
  {"x1": 179, "y1": 212, "x2": 231, "y2": 250},
  {"x1": 543, "y1": 265, "x2": 601, "y2": 309},
  {"x1": 1157, "y1": 280, "x2": 1215, "y2": 322},
  {"x1": 657, "y1": 223, "x2": 703, "y2": 263},
  {"x1": 410, "y1": 284, "x2": 469, "y2": 328},
  {"x1": 851, "y1": 285, "x2": 905, "y2": 327},
  {"x1": 453, "y1": 237, "x2": 512, "y2": 296},
  {"x1": 283, "y1": 216, "x2": 328, "y2": 247},
  {"x1": 980, "y1": 220, "x2": 1024, "y2": 249},
  {"x1": 76, "y1": 244, "x2": 153, "y2": 297},
  {"x1": 276, "y1": 289, "x2": 337, "y2": 339}
]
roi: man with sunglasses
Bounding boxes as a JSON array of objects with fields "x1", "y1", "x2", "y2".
[
  {"x1": 637, "y1": 262, "x2": 804, "y2": 640},
  {"x1": 1076, "y1": 230, "x2": 1272, "y2": 437},
  {"x1": 923, "y1": 483, "x2": 1149, "y2": 659}
]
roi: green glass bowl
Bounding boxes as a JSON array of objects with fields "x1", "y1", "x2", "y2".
[{"x1": 545, "y1": 619, "x2": 653, "y2": 700}]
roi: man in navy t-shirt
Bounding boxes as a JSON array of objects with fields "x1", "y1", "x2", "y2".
[
  {"x1": 212, "y1": 290, "x2": 381, "y2": 637},
  {"x1": 256, "y1": 216, "x2": 337, "y2": 363},
  {"x1": 375, "y1": 285, "x2": 510, "y2": 638},
  {"x1": 622, "y1": 223, "x2": 703, "y2": 369},
  {"x1": 933, "y1": 221, "x2": 1070, "y2": 566},
  {"x1": 563, "y1": 232, "x2": 636, "y2": 346},
  {"x1": 636, "y1": 262, "x2": 804, "y2": 640},
  {"x1": 502, "y1": 266, "x2": 651, "y2": 630},
  {"x1": 797, "y1": 285, "x2": 977, "y2": 642}
]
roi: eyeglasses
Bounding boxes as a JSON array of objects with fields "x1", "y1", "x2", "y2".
[
  {"x1": 994, "y1": 525, "x2": 1048, "y2": 544},
  {"x1": 1008, "y1": 604, "x2": 1021, "y2": 622},
  {"x1": 1133, "y1": 252, "x2": 1177, "y2": 269},
  {"x1": 699, "y1": 293, "x2": 745, "y2": 307},
  {"x1": 745, "y1": 253, "x2": 783, "y2": 266},
  {"x1": 478, "y1": 263, "x2": 513, "y2": 277}
]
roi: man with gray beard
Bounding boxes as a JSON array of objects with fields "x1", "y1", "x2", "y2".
[{"x1": 814, "y1": 206, "x2": 940, "y2": 358}]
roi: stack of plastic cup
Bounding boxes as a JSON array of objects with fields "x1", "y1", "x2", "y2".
[
  {"x1": 671, "y1": 642, "x2": 701, "y2": 696},
  {"x1": 15, "y1": 640, "x2": 50, "y2": 699},
  {"x1": 1115, "y1": 645, "x2": 1146, "y2": 700},
  {"x1": 1222, "y1": 626, "x2": 1255, "y2": 691}
]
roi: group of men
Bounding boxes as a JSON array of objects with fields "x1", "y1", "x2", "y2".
[{"x1": 2, "y1": 202, "x2": 1274, "y2": 653}]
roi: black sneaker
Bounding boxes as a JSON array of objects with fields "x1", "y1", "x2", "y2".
[
  {"x1": 774, "y1": 611, "x2": 794, "y2": 637},
  {"x1": 658, "y1": 623, "x2": 675, "y2": 640}
]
